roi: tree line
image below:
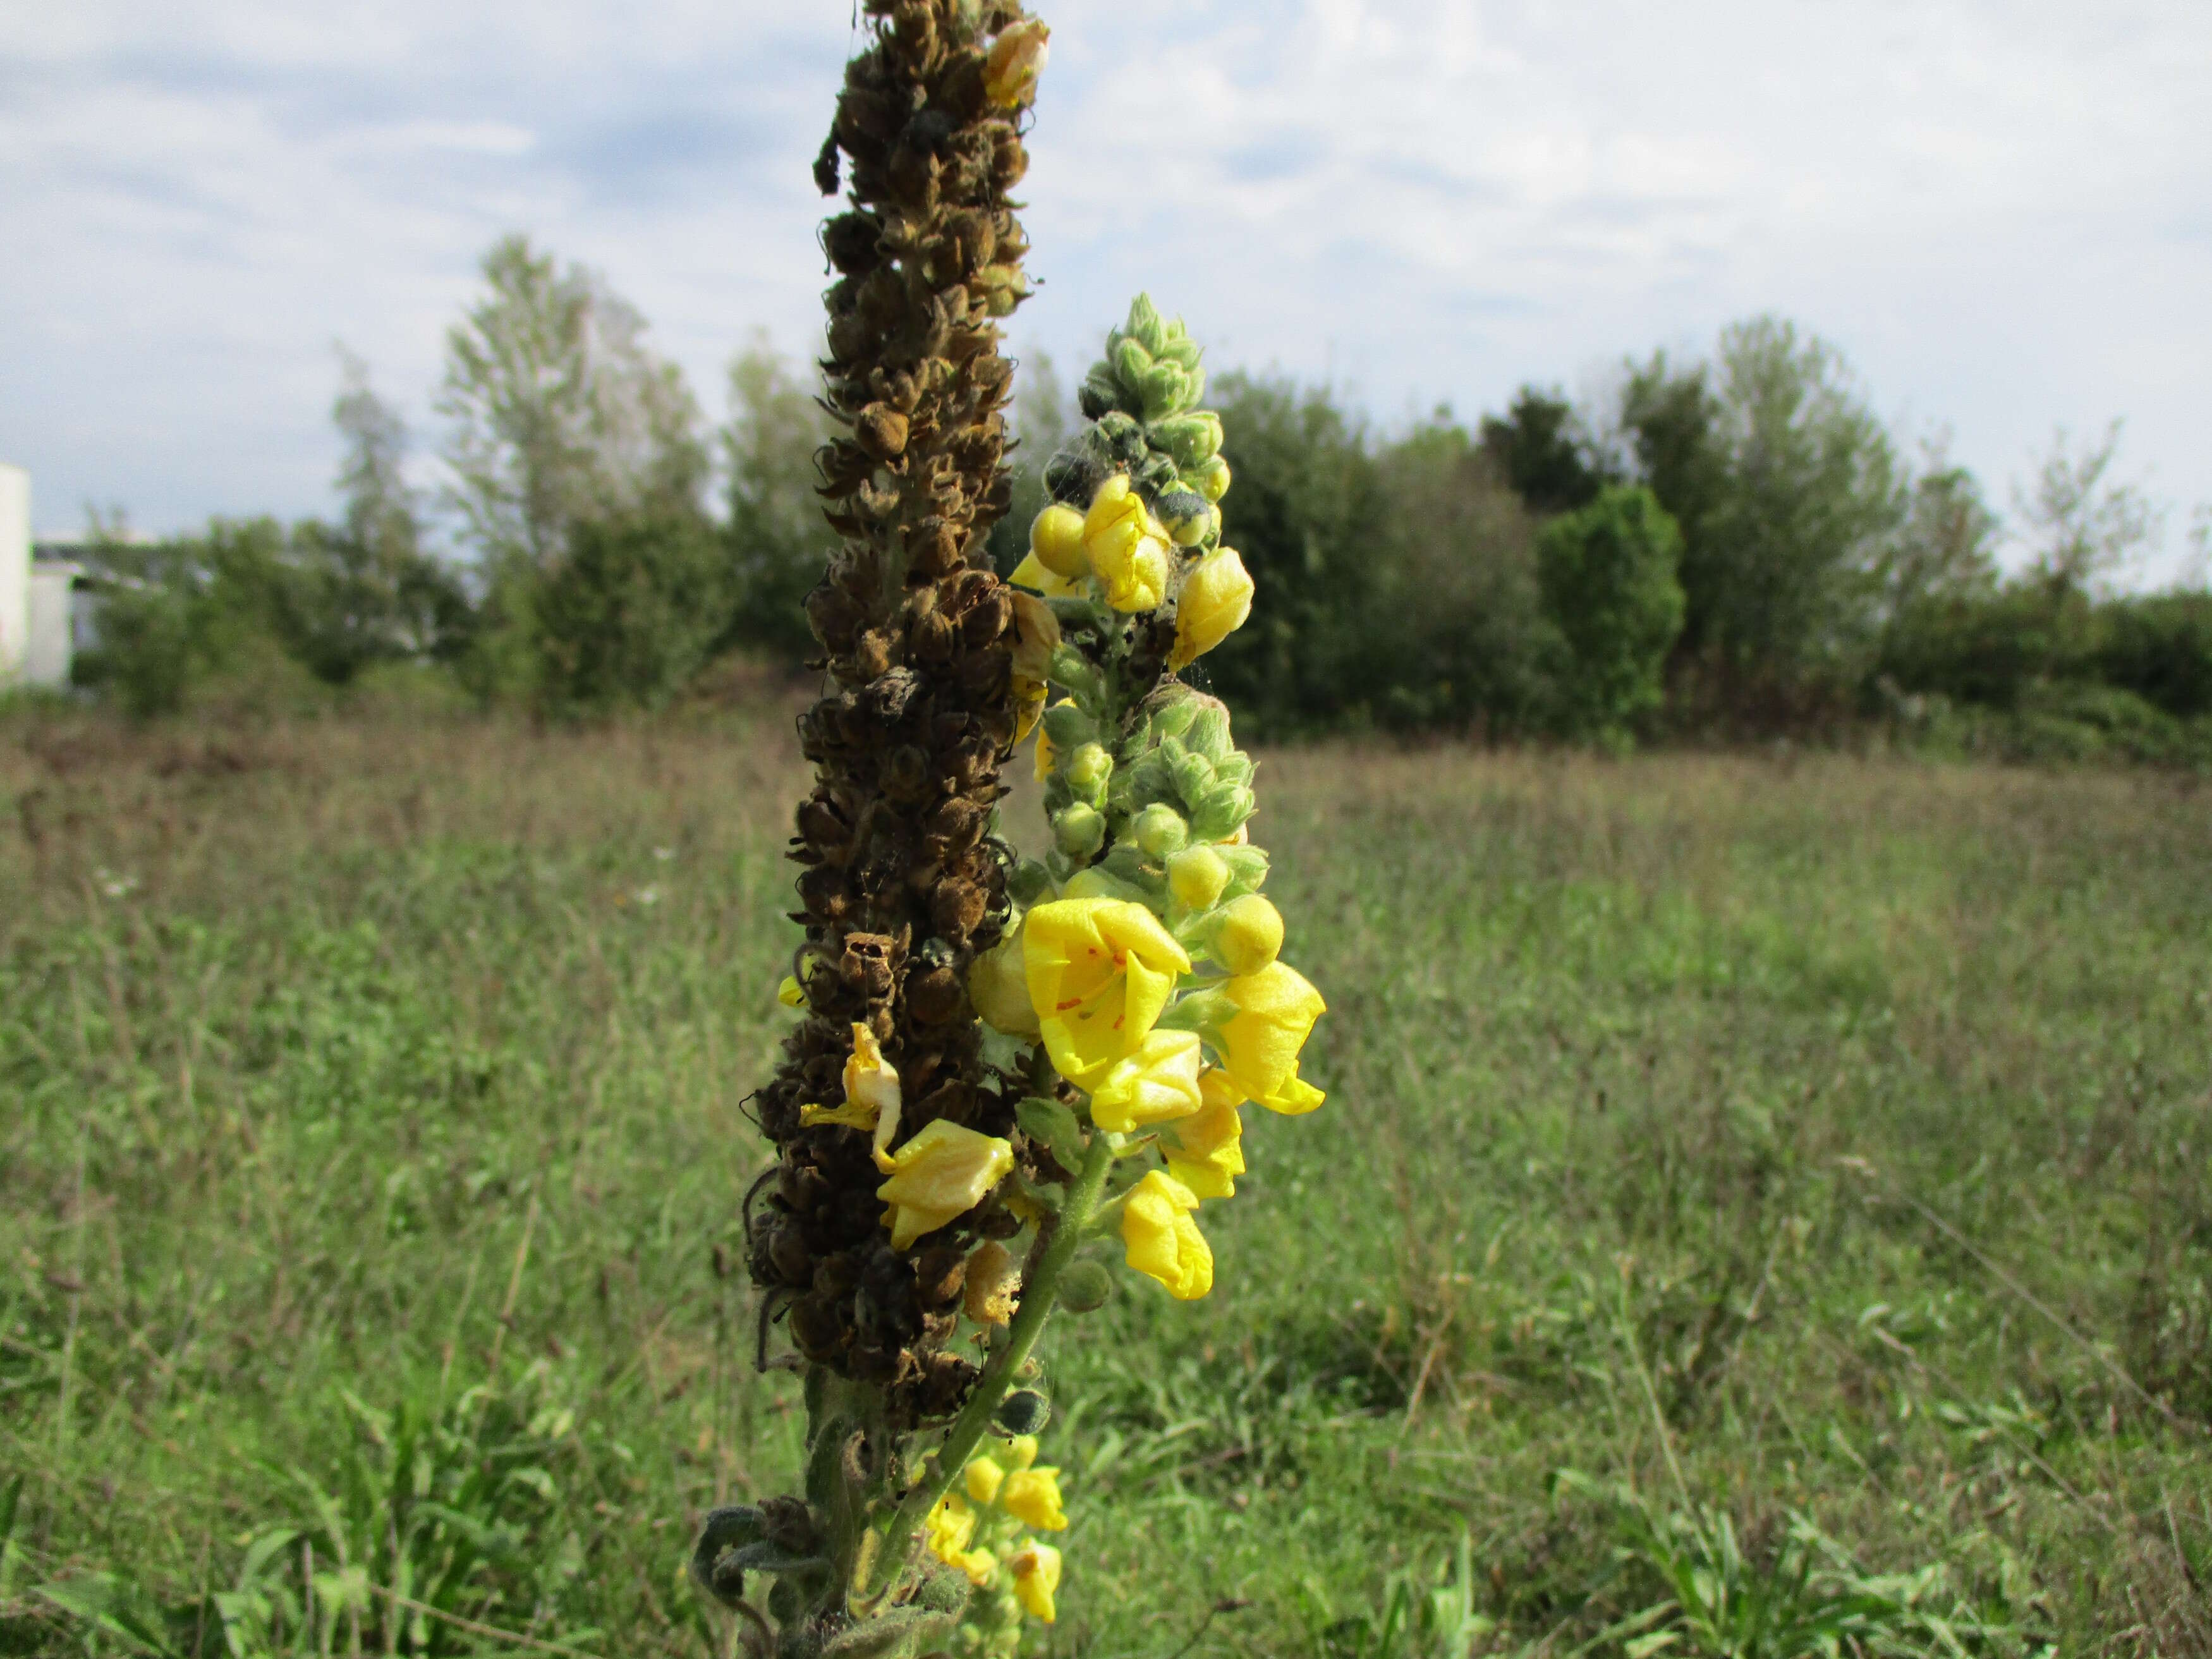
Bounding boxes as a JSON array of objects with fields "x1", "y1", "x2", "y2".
[{"x1": 72, "y1": 237, "x2": 2212, "y2": 761}]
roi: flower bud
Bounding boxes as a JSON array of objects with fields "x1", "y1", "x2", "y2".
[
  {"x1": 1140, "y1": 363, "x2": 1190, "y2": 423},
  {"x1": 1169, "y1": 548, "x2": 1254, "y2": 671},
  {"x1": 969, "y1": 932, "x2": 1040, "y2": 1036},
  {"x1": 1210, "y1": 894, "x2": 1284, "y2": 976},
  {"x1": 983, "y1": 19, "x2": 1050, "y2": 109},
  {"x1": 1052, "y1": 801, "x2": 1105, "y2": 859},
  {"x1": 1189, "y1": 781, "x2": 1255, "y2": 843},
  {"x1": 994, "y1": 1389, "x2": 1052, "y2": 1437},
  {"x1": 1194, "y1": 456, "x2": 1232, "y2": 503},
  {"x1": 1133, "y1": 803, "x2": 1189, "y2": 858},
  {"x1": 1066, "y1": 742, "x2": 1112, "y2": 794},
  {"x1": 1167, "y1": 844, "x2": 1231, "y2": 911},
  {"x1": 1040, "y1": 703, "x2": 1096, "y2": 752},
  {"x1": 1154, "y1": 412, "x2": 1224, "y2": 470},
  {"x1": 1057, "y1": 1259, "x2": 1114, "y2": 1313},
  {"x1": 1028, "y1": 504, "x2": 1089, "y2": 580},
  {"x1": 1112, "y1": 337, "x2": 1153, "y2": 390},
  {"x1": 1123, "y1": 293, "x2": 1170, "y2": 357},
  {"x1": 1155, "y1": 489, "x2": 1213, "y2": 548}
]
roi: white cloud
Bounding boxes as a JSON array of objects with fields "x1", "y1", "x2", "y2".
[{"x1": 1, "y1": 0, "x2": 2207, "y2": 580}]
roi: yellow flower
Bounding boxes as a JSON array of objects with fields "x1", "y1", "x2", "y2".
[
  {"x1": 1081, "y1": 477, "x2": 1172, "y2": 612},
  {"x1": 875, "y1": 1120, "x2": 1015, "y2": 1249},
  {"x1": 968, "y1": 930, "x2": 1041, "y2": 1037},
  {"x1": 777, "y1": 974, "x2": 806, "y2": 1009},
  {"x1": 1009, "y1": 551, "x2": 1085, "y2": 601},
  {"x1": 966, "y1": 1453, "x2": 1007, "y2": 1507},
  {"x1": 1168, "y1": 547, "x2": 1253, "y2": 670},
  {"x1": 1121, "y1": 1170, "x2": 1213, "y2": 1300},
  {"x1": 1000, "y1": 1466, "x2": 1068, "y2": 1532},
  {"x1": 1009, "y1": 1541, "x2": 1062, "y2": 1622},
  {"x1": 800, "y1": 1023, "x2": 904, "y2": 1170},
  {"x1": 1022, "y1": 898, "x2": 1191, "y2": 1090},
  {"x1": 1210, "y1": 893, "x2": 1283, "y2": 976},
  {"x1": 1167, "y1": 844, "x2": 1231, "y2": 911},
  {"x1": 1087, "y1": 1027, "x2": 1204, "y2": 1133},
  {"x1": 963, "y1": 1239, "x2": 1021, "y2": 1327},
  {"x1": 1167, "y1": 1071, "x2": 1246, "y2": 1200},
  {"x1": 1028, "y1": 502, "x2": 1088, "y2": 580},
  {"x1": 954, "y1": 1547, "x2": 998, "y2": 1588},
  {"x1": 926, "y1": 1492, "x2": 977, "y2": 1565},
  {"x1": 984, "y1": 19, "x2": 1050, "y2": 110},
  {"x1": 1006, "y1": 1435, "x2": 1040, "y2": 1470},
  {"x1": 1215, "y1": 962, "x2": 1325, "y2": 1111}
]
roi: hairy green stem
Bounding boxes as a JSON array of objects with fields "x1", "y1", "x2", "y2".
[{"x1": 865, "y1": 1131, "x2": 1119, "y2": 1598}]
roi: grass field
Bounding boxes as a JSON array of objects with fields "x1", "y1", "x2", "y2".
[{"x1": 3, "y1": 708, "x2": 2209, "y2": 1656}]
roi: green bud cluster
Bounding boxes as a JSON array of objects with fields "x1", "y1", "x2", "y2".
[{"x1": 1047, "y1": 294, "x2": 1230, "y2": 547}]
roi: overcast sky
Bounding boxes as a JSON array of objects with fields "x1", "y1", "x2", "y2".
[{"x1": 4, "y1": 0, "x2": 2206, "y2": 581}]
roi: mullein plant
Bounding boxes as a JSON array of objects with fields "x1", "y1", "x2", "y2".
[{"x1": 693, "y1": 8, "x2": 1325, "y2": 1658}]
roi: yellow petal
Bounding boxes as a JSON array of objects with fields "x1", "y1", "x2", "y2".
[
  {"x1": 1121, "y1": 1170, "x2": 1213, "y2": 1300},
  {"x1": 1009, "y1": 550, "x2": 1085, "y2": 601},
  {"x1": 844, "y1": 1023, "x2": 904, "y2": 1171},
  {"x1": 965, "y1": 1454, "x2": 1007, "y2": 1507},
  {"x1": 1000, "y1": 1467, "x2": 1068, "y2": 1532},
  {"x1": 876, "y1": 1121, "x2": 1015, "y2": 1250},
  {"x1": 1006, "y1": 1435, "x2": 1040, "y2": 1471},
  {"x1": 1028, "y1": 502, "x2": 1088, "y2": 580},
  {"x1": 1169, "y1": 547, "x2": 1254, "y2": 669},
  {"x1": 1022, "y1": 898, "x2": 1191, "y2": 1090},
  {"x1": 777, "y1": 975, "x2": 806, "y2": 1009},
  {"x1": 1010, "y1": 1541, "x2": 1061, "y2": 1622},
  {"x1": 1088, "y1": 1028, "x2": 1204, "y2": 1133},
  {"x1": 963, "y1": 1239, "x2": 1021, "y2": 1327},
  {"x1": 1217, "y1": 962, "x2": 1325, "y2": 1105}
]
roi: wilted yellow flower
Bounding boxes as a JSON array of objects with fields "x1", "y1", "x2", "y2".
[
  {"x1": 1167, "y1": 1071, "x2": 1246, "y2": 1200},
  {"x1": 984, "y1": 18, "x2": 1050, "y2": 109},
  {"x1": 1215, "y1": 962, "x2": 1324, "y2": 1111},
  {"x1": 1167, "y1": 844, "x2": 1231, "y2": 911},
  {"x1": 1022, "y1": 897, "x2": 1191, "y2": 1089},
  {"x1": 1210, "y1": 893, "x2": 1283, "y2": 976},
  {"x1": 926, "y1": 1492, "x2": 977, "y2": 1565},
  {"x1": 968, "y1": 929, "x2": 1041, "y2": 1037},
  {"x1": 963, "y1": 1239, "x2": 1021, "y2": 1327},
  {"x1": 799, "y1": 1024, "x2": 904, "y2": 1170},
  {"x1": 1000, "y1": 1466, "x2": 1068, "y2": 1532},
  {"x1": 1121, "y1": 1170, "x2": 1213, "y2": 1300},
  {"x1": 966, "y1": 1452, "x2": 1007, "y2": 1507},
  {"x1": 1028, "y1": 502, "x2": 1088, "y2": 580},
  {"x1": 1009, "y1": 1541, "x2": 1062, "y2": 1622},
  {"x1": 777, "y1": 974, "x2": 806, "y2": 1009},
  {"x1": 1168, "y1": 547, "x2": 1253, "y2": 670},
  {"x1": 1010, "y1": 589, "x2": 1060, "y2": 679},
  {"x1": 1081, "y1": 477, "x2": 1172, "y2": 612},
  {"x1": 876, "y1": 1120, "x2": 1015, "y2": 1249},
  {"x1": 1087, "y1": 1027, "x2": 1204, "y2": 1133}
]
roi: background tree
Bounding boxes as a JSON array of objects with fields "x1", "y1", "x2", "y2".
[
  {"x1": 437, "y1": 234, "x2": 712, "y2": 698},
  {"x1": 1481, "y1": 386, "x2": 1609, "y2": 516},
  {"x1": 2015, "y1": 421, "x2": 2163, "y2": 598},
  {"x1": 1537, "y1": 484, "x2": 1686, "y2": 740},
  {"x1": 1620, "y1": 317, "x2": 1901, "y2": 715},
  {"x1": 280, "y1": 350, "x2": 472, "y2": 683},
  {"x1": 720, "y1": 336, "x2": 837, "y2": 665},
  {"x1": 532, "y1": 511, "x2": 731, "y2": 710},
  {"x1": 439, "y1": 236, "x2": 708, "y2": 576}
]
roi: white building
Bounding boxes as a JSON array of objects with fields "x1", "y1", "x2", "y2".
[{"x1": 1, "y1": 465, "x2": 98, "y2": 691}]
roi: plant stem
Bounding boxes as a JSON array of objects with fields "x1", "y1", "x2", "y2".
[{"x1": 865, "y1": 1132, "x2": 1119, "y2": 1597}]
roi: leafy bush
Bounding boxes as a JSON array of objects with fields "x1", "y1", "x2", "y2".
[
  {"x1": 531, "y1": 512, "x2": 732, "y2": 711},
  {"x1": 1537, "y1": 485, "x2": 1686, "y2": 741}
]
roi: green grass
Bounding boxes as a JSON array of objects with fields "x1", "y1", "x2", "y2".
[{"x1": 3, "y1": 711, "x2": 2209, "y2": 1656}]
